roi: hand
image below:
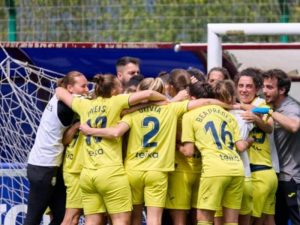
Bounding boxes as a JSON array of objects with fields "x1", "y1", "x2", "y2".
[
  {"x1": 190, "y1": 76, "x2": 198, "y2": 84},
  {"x1": 246, "y1": 137, "x2": 255, "y2": 146},
  {"x1": 241, "y1": 110, "x2": 259, "y2": 123},
  {"x1": 171, "y1": 89, "x2": 189, "y2": 102},
  {"x1": 178, "y1": 144, "x2": 185, "y2": 154},
  {"x1": 79, "y1": 123, "x2": 92, "y2": 135},
  {"x1": 73, "y1": 121, "x2": 80, "y2": 130}
]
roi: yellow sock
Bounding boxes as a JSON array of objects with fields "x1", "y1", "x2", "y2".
[
  {"x1": 224, "y1": 223, "x2": 238, "y2": 225},
  {"x1": 197, "y1": 221, "x2": 213, "y2": 225}
]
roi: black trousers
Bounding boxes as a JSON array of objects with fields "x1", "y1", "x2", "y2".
[
  {"x1": 24, "y1": 164, "x2": 66, "y2": 225},
  {"x1": 275, "y1": 179, "x2": 300, "y2": 225}
]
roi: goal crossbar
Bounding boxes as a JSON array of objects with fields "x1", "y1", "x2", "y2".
[{"x1": 207, "y1": 23, "x2": 300, "y2": 70}]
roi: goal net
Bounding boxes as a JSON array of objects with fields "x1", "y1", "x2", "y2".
[{"x1": 0, "y1": 45, "x2": 64, "y2": 225}]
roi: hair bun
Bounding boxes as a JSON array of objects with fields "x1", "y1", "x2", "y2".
[{"x1": 93, "y1": 74, "x2": 104, "y2": 83}]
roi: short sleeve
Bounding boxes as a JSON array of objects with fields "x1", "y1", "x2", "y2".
[{"x1": 181, "y1": 112, "x2": 195, "y2": 143}]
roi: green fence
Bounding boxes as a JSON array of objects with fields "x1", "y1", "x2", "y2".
[{"x1": 1, "y1": 0, "x2": 300, "y2": 43}]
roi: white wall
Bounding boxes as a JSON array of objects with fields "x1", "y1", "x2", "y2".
[
  {"x1": 227, "y1": 48, "x2": 300, "y2": 102},
  {"x1": 227, "y1": 49, "x2": 300, "y2": 73},
  {"x1": 290, "y1": 82, "x2": 300, "y2": 102}
]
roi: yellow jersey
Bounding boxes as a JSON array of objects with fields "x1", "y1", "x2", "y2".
[
  {"x1": 63, "y1": 114, "x2": 84, "y2": 173},
  {"x1": 122, "y1": 101, "x2": 188, "y2": 171},
  {"x1": 249, "y1": 97, "x2": 272, "y2": 167},
  {"x1": 174, "y1": 117, "x2": 202, "y2": 173},
  {"x1": 182, "y1": 105, "x2": 244, "y2": 177},
  {"x1": 72, "y1": 94, "x2": 130, "y2": 169}
]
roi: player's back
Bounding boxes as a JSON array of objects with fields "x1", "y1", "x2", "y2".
[
  {"x1": 182, "y1": 105, "x2": 244, "y2": 177},
  {"x1": 123, "y1": 101, "x2": 188, "y2": 171},
  {"x1": 72, "y1": 94, "x2": 130, "y2": 169}
]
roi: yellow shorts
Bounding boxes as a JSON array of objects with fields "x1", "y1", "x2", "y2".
[
  {"x1": 80, "y1": 166, "x2": 132, "y2": 215},
  {"x1": 126, "y1": 170, "x2": 168, "y2": 207},
  {"x1": 252, "y1": 169, "x2": 277, "y2": 217},
  {"x1": 240, "y1": 178, "x2": 252, "y2": 215},
  {"x1": 63, "y1": 172, "x2": 83, "y2": 208},
  {"x1": 214, "y1": 177, "x2": 252, "y2": 217},
  {"x1": 165, "y1": 171, "x2": 200, "y2": 210},
  {"x1": 197, "y1": 176, "x2": 244, "y2": 211}
]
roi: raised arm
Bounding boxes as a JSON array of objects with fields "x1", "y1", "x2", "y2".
[
  {"x1": 128, "y1": 90, "x2": 167, "y2": 106},
  {"x1": 79, "y1": 122, "x2": 130, "y2": 139},
  {"x1": 55, "y1": 87, "x2": 74, "y2": 108}
]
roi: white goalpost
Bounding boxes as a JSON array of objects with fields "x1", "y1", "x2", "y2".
[
  {"x1": 173, "y1": 23, "x2": 300, "y2": 101},
  {"x1": 207, "y1": 23, "x2": 300, "y2": 71}
]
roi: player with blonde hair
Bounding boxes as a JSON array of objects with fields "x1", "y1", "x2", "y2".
[
  {"x1": 80, "y1": 74, "x2": 231, "y2": 225},
  {"x1": 56, "y1": 73, "x2": 167, "y2": 225}
]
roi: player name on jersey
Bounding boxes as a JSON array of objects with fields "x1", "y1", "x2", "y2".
[
  {"x1": 195, "y1": 107, "x2": 233, "y2": 123},
  {"x1": 138, "y1": 105, "x2": 162, "y2": 113},
  {"x1": 88, "y1": 105, "x2": 107, "y2": 117}
]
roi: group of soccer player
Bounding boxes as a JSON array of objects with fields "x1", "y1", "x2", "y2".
[{"x1": 25, "y1": 56, "x2": 300, "y2": 225}]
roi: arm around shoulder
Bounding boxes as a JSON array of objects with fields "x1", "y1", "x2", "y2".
[
  {"x1": 55, "y1": 87, "x2": 74, "y2": 108},
  {"x1": 128, "y1": 90, "x2": 167, "y2": 106},
  {"x1": 79, "y1": 122, "x2": 130, "y2": 139}
]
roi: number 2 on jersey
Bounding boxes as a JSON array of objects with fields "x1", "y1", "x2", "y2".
[
  {"x1": 142, "y1": 116, "x2": 159, "y2": 147},
  {"x1": 205, "y1": 121, "x2": 234, "y2": 150}
]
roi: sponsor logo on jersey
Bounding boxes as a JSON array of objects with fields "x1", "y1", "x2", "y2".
[
  {"x1": 88, "y1": 148, "x2": 104, "y2": 157},
  {"x1": 135, "y1": 152, "x2": 159, "y2": 158}
]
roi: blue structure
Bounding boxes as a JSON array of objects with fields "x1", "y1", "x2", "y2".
[{"x1": 2, "y1": 42, "x2": 207, "y2": 78}]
